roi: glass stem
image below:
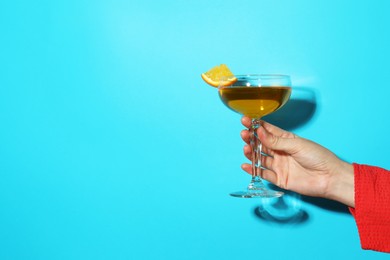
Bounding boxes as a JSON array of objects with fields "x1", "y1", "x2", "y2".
[{"x1": 248, "y1": 118, "x2": 266, "y2": 191}]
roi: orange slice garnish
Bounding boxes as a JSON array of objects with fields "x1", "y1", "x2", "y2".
[{"x1": 201, "y1": 64, "x2": 237, "y2": 87}]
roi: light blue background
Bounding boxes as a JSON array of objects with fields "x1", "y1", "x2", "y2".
[{"x1": 1, "y1": 0, "x2": 389, "y2": 259}]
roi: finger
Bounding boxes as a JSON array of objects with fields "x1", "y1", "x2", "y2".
[
  {"x1": 261, "y1": 168, "x2": 278, "y2": 185},
  {"x1": 261, "y1": 153, "x2": 274, "y2": 171},
  {"x1": 241, "y1": 163, "x2": 278, "y2": 185},
  {"x1": 241, "y1": 163, "x2": 251, "y2": 174},
  {"x1": 243, "y1": 144, "x2": 251, "y2": 161},
  {"x1": 240, "y1": 129, "x2": 250, "y2": 144},
  {"x1": 261, "y1": 120, "x2": 295, "y2": 138},
  {"x1": 261, "y1": 146, "x2": 274, "y2": 157},
  {"x1": 241, "y1": 116, "x2": 252, "y2": 128},
  {"x1": 258, "y1": 125, "x2": 300, "y2": 154},
  {"x1": 244, "y1": 143, "x2": 274, "y2": 161}
]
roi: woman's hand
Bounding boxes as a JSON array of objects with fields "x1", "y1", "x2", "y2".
[{"x1": 240, "y1": 116, "x2": 355, "y2": 207}]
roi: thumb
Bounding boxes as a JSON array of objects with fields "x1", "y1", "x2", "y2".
[{"x1": 257, "y1": 126, "x2": 299, "y2": 154}]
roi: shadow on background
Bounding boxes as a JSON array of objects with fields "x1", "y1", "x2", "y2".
[
  {"x1": 254, "y1": 206, "x2": 309, "y2": 226},
  {"x1": 263, "y1": 86, "x2": 317, "y2": 131},
  {"x1": 253, "y1": 187, "x2": 351, "y2": 225},
  {"x1": 253, "y1": 189, "x2": 309, "y2": 226},
  {"x1": 301, "y1": 196, "x2": 351, "y2": 214}
]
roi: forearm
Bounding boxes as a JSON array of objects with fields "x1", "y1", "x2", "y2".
[{"x1": 326, "y1": 161, "x2": 355, "y2": 208}]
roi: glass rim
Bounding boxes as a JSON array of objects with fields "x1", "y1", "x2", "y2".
[
  {"x1": 218, "y1": 74, "x2": 292, "y2": 88},
  {"x1": 234, "y1": 74, "x2": 290, "y2": 79}
]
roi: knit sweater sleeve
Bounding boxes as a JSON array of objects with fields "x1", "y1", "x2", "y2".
[{"x1": 349, "y1": 163, "x2": 390, "y2": 253}]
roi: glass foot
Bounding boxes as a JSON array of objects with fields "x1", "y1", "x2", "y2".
[
  {"x1": 230, "y1": 189, "x2": 284, "y2": 198},
  {"x1": 230, "y1": 176, "x2": 284, "y2": 198}
]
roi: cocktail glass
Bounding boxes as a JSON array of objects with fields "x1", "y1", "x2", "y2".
[{"x1": 218, "y1": 74, "x2": 292, "y2": 198}]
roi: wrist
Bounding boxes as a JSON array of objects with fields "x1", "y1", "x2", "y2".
[{"x1": 326, "y1": 161, "x2": 355, "y2": 208}]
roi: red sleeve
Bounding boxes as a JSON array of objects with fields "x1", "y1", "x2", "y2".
[{"x1": 349, "y1": 163, "x2": 390, "y2": 253}]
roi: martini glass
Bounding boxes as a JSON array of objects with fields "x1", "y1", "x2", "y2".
[{"x1": 218, "y1": 74, "x2": 292, "y2": 198}]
